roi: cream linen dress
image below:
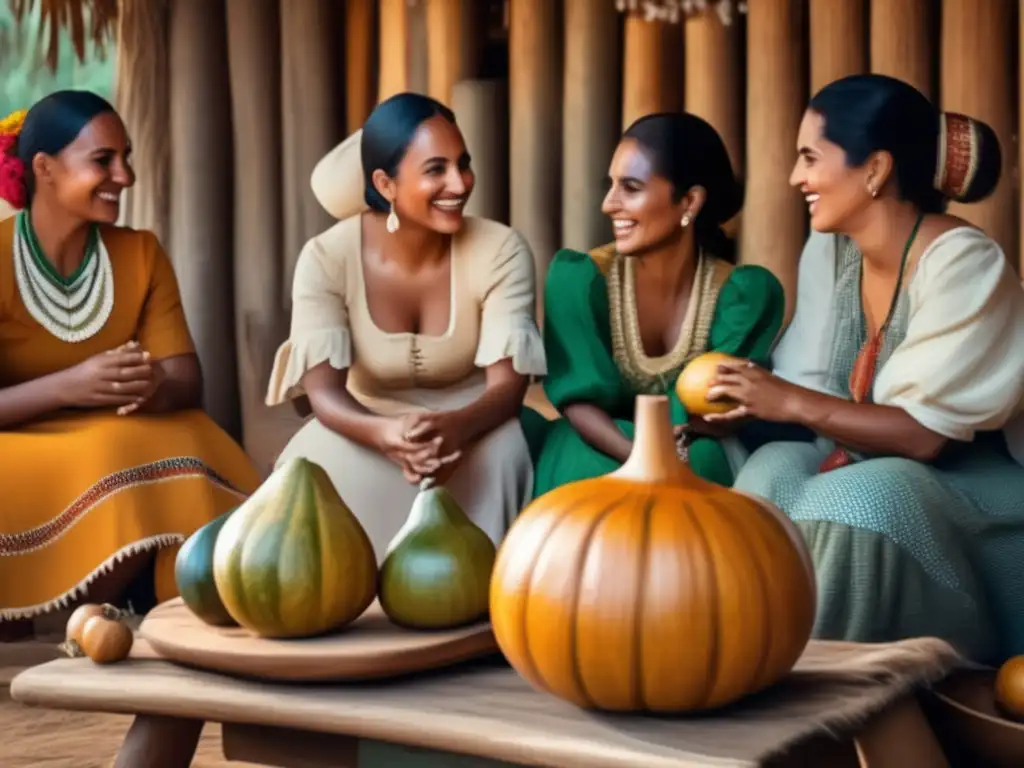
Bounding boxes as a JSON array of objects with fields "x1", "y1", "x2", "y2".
[{"x1": 265, "y1": 213, "x2": 546, "y2": 562}]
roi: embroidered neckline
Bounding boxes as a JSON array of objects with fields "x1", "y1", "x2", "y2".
[
  {"x1": 12, "y1": 211, "x2": 115, "y2": 343},
  {"x1": 607, "y1": 250, "x2": 732, "y2": 394}
]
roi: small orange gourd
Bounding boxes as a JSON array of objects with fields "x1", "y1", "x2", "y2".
[
  {"x1": 995, "y1": 655, "x2": 1024, "y2": 720},
  {"x1": 675, "y1": 351, "x2": 743, "y2": 416},
  {"x1": 65, "y1": 603, "x2": 107, "y2": 647},
  {"x1": 489, "y1": 394, "x2": 817, "y2": 713},
  {"x1": 79, "y1": 615, "x2": 134, "y2": 664}
]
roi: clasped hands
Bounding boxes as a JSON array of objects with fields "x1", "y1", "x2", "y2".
[
  {"x1": 60, "y1": 340, "x2": 164, "y2": 415},
  {"x1": 376, "y1": 410, "x2": 468, "y2": 484}
]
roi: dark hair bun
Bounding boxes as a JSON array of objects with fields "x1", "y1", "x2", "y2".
[{"x1": 935, "y1": 112, "x2": 1001, "y2": 204}]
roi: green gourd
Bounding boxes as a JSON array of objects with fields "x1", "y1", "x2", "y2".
[
  {"x1": 379, "y1": 479, "x2": 496, "y2": 630},
  {"x1": 175, "y1": 509, "x2": 237, "y2": 627},
  {"x1": 212, "y1": 457, "x2": 378, "y2": 639}
]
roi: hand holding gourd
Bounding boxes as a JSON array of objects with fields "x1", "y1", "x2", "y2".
[{"x1": 704, "y1": 361, "x2": 805, "y2": 424}]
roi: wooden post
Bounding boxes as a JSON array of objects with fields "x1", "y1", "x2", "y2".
[
  {"x1": 941, "y1": 0, "x2": 1017, "y2": 265},
  {"x1": 225, "y1": 0, "x2": 286, "y2": 463},
  {"x1": 407, "y1": 0, "x2": 429, "y2": 94},
  {"x1": 345, "y1": 0, "x2": 376, "y2": 133},
  {"x1": 509, "y1": 0, "x2": 563, "y2": 320},
  {"x1": 810, "y1": 0, "x2": 867, "y2": 94},
  {"x1": 742, "y1": 0, "x2": 807, "y2": 324},
  {"x1": 280, "y1": 0, "x2": 343, "y2": 302},
  {"x1": 870, "y1": 0, "x2": 935, "y2": 99},
  {"x1": 168, "y1": 0, "x2": 238, "y2": 435},
  {"x1": 562, "y1": 0, "x2": 620, "y2": 252},
  {"x1": 114, "y1": 0, "x2": 170, "y2": 243},
  {"x1": 453, "y1": 79, "x2": 509, "y2": 223},
  {"x1": 622, "y1": 14, "x2": 682, "y2": 129},
  {"x1": 426, "y1": 0, "x2": 484, "y2": 107},
  {"x1": 684, "y1": 9, "x2": 742, "y2": 176},
  {"x1": 378, "y1": 0, "x2": 410, "y2": 101}
]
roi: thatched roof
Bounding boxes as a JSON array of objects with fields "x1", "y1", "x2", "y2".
[
  {"x1": 7, "y1": 0, "x2": 116, "y2": 70},
  {"x1": 7, "y1": 0, "x2": 747, "y2": 73}
]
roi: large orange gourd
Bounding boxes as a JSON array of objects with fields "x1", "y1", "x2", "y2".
[{"x1": 489, "y1": 395, "x2": 817, "y2": 713}]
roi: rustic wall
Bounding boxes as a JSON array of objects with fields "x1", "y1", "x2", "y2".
[{"x1": 112, "y1": 0, "x2": 1020, "y2": 470}]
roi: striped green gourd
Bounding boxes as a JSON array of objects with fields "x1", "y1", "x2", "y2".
[
  {"x1": 175, "y1": 508, "x2": 238, "y2": 626},
  {"x1": 212, "y1": 457, "x2": 377, "y2": 638}
]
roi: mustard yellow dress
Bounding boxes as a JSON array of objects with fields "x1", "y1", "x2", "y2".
[{"x1": 0, "y1": 213, "x2": 261, "y2": 621}]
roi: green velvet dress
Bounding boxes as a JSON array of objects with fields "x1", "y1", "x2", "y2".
[{"x1": 522, "y1": 246, "x2": 785, "y2": 495}]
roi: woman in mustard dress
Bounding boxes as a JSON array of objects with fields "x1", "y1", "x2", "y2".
[
  {"x1": 524, "y1": 113, "x2": 785, "y2": 494},
  {"x1": 0, "y1": 92, "x2": 260, "y2": 640},
  {"x1": 266, "y1": 93, "x2": 546, "y2": 561}
]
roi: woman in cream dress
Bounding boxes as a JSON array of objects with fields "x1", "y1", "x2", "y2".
[
  {"x1": 266, "y1": 93, "x2": 545, "y2": 560},
  {"x1": 704, "y1": 75, "x2": 1024, "y2": 664}
]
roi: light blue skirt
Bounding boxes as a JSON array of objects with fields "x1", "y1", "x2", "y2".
[{"x1": 733, "y1": 434, "x2": 1024, "y2": 664}]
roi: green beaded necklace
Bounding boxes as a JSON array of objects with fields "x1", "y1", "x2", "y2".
[{"x1": 12, "y1": 211, "x2": 114, "y2": 343}]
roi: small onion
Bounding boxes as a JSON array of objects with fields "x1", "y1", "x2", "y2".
[{"x1": 79, "y1": 616, "x2": 133, "y2": 664}]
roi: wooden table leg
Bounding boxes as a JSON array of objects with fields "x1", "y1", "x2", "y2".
[
  {"x1": 113, "y1": 715, "x2": 204, "y2": 768},
  {"x1": 221, "y1": 722, "x2": 359, "y2": 768},
  {"x1": 854, "y1": 696, "x2": 950, "y2": 768}
]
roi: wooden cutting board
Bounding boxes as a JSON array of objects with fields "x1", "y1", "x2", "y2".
[{"x1": 138, "y1": 598, "x2": 499, "y2": 682}]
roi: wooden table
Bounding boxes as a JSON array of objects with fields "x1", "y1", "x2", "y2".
[{"x1": 10, "y1": 647, "x2": 953, "y2": 768}]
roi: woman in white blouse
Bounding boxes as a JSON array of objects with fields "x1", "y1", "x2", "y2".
[{"x1": 704, "y1": 74, "x2": 1024, "y2": 664}]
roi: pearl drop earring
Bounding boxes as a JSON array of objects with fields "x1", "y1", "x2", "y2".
[{"x1": 386, "y1": 202, "x2": 400, "y2": 233}]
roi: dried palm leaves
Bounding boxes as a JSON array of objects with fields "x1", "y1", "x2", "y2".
[{"x1": 8, "y1": 0, "x2": 118, "y2": 71}]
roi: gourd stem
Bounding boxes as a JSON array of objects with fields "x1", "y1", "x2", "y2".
[
  {"x1": 611, "y1": 395, "x2": 697, "y2": 483},
  {"x1": 420, "y1": 477, "x2": 436, "y2": 491}
]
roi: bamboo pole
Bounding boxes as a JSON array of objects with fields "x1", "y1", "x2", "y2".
[
  {"x1": 426, "y1": 0, "x2": 484, "y2": 107},
  {"x1": 509, "y1": 0, "x2": 563, "y2": 320},
  {"x1": 378, "y1": 0, "x2": 410, "y2": 101},
  {"x1": 870, "y1": 0, "x2": 935, "y2": 99},
  {"x1": 345, "y1": 0, "x2": 376, "y2": 133},
  {"x1": 168, "y1": 0, "x2": 238, "y2": 435},
  {"x1": 941, "y1": 0, "x2": 1017, "y2": 264},
  {"x1": 453, "y1": 79, "x2": 509, "y2": 223},
  {"x1": 280, "y1": 0, "x2": 342, "y2": 301},
  {"x1": 225, "y1": 0, "x2": 286, "y2": 463},
  {"x1": 562, "y1": 0, "x2": 620, "y2": 252},
  {"x1": 742, "y1": 0, "x2": 807, "y2": 324},
  {"x1": 810, "y1": 0, "x2": 867, "y2": 94},
  {"x1": 113, "y1": 0, "x2": 170, "y2": 243},
  {"x1": 622, "y1": 13, "x2": 682, "y2": 129}
]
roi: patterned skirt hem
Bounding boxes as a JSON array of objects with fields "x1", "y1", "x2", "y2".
[{"x1": 0, "y1": 533, "x2": 184, "y2": 621}]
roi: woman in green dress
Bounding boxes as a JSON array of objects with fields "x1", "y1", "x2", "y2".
[
  {"x1": 709, "y1": 75, "x2": 1024, "y2": 663},
  {"x1": 524, "y1": 113, "x2": 785, "y2": 494}
]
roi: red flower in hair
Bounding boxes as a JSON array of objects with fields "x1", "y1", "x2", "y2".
[{"x1": 0, "y1": 134, "x2": 27, "y2": 209}]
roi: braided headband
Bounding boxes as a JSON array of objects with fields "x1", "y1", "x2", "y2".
[{"x1": 0, "y1": 109, "x2": 28, "y2": 210}]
